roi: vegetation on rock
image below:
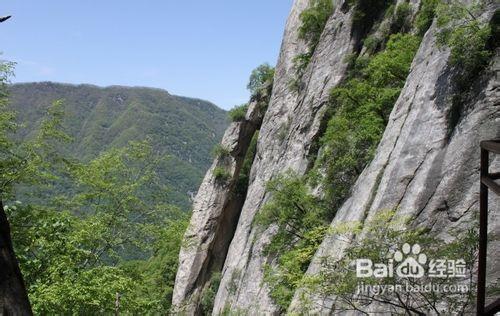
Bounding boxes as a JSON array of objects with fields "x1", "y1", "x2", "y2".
[
  {"x1": 200, "y1": 272, "x2": 222, "y2": 315},
  {"x1": 317, "y1": 32, "x2": 420, "y2": 216},
  {"x1": 290, "y1": 0, "x2": 334, "y2": 91},
  {"x1": 435, "y1": 0, "x2": 497, "y2": 138},
  {"x1": 247, "y1": 63, "x2": 275, "y2": 98},
  {"x1": 415, "y1": 0, "x2": 440, "y2": 36},
  {"x1": 212, "y1": 143, "x2": 231, "y2": 159},
  {"x1": 213, "y1": 166, "x2": 232, "y2": 184},
  {"x1": 235, "y1": 131, "x2": 259, "y2": 197},
  {"x1": 436, "y1": 0, "x2": 495, "y2": 86},
  {"x1": 259, "y1": 1, "x2": 497, "y2": 312},
  {"x1": 228, "y1": 104, "x2": 248, "y2": 122},
  {"x1": 298, "y1": 0, "x2": 334, "y2": 52},
  {"x1": 298, "y1": 210, "x2": 479, "y2": 314},
  {"x1": 256, "y1": 172, "x2": 329, "y2": 309}
]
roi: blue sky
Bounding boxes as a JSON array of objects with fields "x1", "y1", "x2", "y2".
[{"x1": 0, "y1": 1, "x2": 293, "y2": 109}]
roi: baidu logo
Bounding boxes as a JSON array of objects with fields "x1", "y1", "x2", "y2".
[
  {"x1": 394, "y1": 243, "x2": 427, "y2": 278},
  {"x1": 356, "y1": 243, "x2": 465, "y2": 279}
]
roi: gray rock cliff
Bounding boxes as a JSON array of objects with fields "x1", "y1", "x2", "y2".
[
  {"x1": 289, "y1": 5, "x2": 500, "y2": 312},
  {"x1": 173, "y1": 0, "x2": 500, "y2": 314}
]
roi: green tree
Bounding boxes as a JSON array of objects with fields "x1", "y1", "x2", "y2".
[
  {"x1": 123, "y1": 215, "x2": 189, "y2": 313},
  {"x1": 256, "y1": 171, "x2": 329, "y2": 310},
  {"x1": 3, "y1": 100, "x2": 188, "y2": 313},
  {"x1": 0, "y1": 61, "x2": 23, "y2": 198},
  {"x1": 415, "y1": 0, "x2": 440, "y2": 36},
  {"x1": 6, "y1": 138, "x2": 187, "y2": 313},
  {"x1": 290, "y1": 0, "x2": 334, "y2": 89},
  {"x1": 436, "y1": 0, "x2": 493, "y2": 83},
  {"x1": 318, "y1": 33, "x2": 420, "y2": 207},
  {"x1": 256, "y1": 171, "x2": 328, "y2": 252},
  {"x1": 0, "y1": 59, "x2": 33, "y2": 315},
  {"x1": 247, "y1": 63, "x2": 275, "y2": 97}
]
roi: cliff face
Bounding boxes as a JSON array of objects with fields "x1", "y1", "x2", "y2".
[
  {"x1": 290, "y1": 5, "x2": 500, "y2": 312},
  {"x1": 173, "y1": 0, "x2": 500, "y2": 314}
]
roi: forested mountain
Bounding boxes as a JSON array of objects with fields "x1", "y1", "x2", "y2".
[
  {"x1": 0, "y1": 80, "x2": 229, "y2": 313},
  {"x1": 8, "y1": 82, "x2": 228, "y2": 209}
]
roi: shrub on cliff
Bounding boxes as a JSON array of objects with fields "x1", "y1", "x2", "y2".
[
  {"x1": 247, "y1": 63, "x2": 275, "y2": 97},
  {"x1": 436, "y1": 0, "x2": 494, "y2": 84},
  {"x1": 318, "y1": 33, "x2": 420, "y2": 207},
  {"x1": 290, "y1": 0, "x2": 334, "y2": 91},
  {"x1": 228, "y1": 104, "x2": 248, "y2": 122},
  {"x1": 298, "y1": 0, "x2": 334, "y2": 51}
]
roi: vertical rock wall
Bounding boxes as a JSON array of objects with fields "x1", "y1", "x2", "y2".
[
  {"x1": 212, "y1": 0, "x2": 359, "y2": 313},
  {"x1": 289, "y1": 3, "x2": 500, "y2": 313},
  {"x1": 172, "y1": 99, "x2": 264, "y2": 314},
  {"x1": 173, "y1": 0, "x2": 500, "y2": 314}
]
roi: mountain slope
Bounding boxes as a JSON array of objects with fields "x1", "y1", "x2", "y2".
[{"x1": 8, "y1": 82, "x2": 228, "y2": 209}]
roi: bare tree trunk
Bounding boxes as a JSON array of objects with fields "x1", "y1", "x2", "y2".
[
  {"x1": 0, "y1": 200, "x2": 32, "y2": 315},
  {"x1": 114, "y1": 292, "x2": 120, "y2": 316}
]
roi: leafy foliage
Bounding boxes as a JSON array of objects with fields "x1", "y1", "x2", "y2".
[
  {"x1": 317, "y1": 33, "x2": 420, "y2": 207},
  {"x1": 0, "y1": 60, "x2": 16, "y2": 161},
  {"x1": 256, "y1": 172, "x2": 329, "y2": 310},
  {"x1": 349, "y1": 0, "x2": 391, "y2": 40},
  {"x1": 6, "y1": 137, "x2": 189, "y2": 313},
  {"x1": 389, "y1": 2, "x2": 413, "y2": 34},
  {"x1": 0, "y1": 61, "x2": 28, "y2": 200},
  {"x1": 212, "y1": 143, "x2": 231, "y2": 159},
  {"x1": 263, "y1": 226, "x2": 328, "y2": 310},
  {"x1": 290, "y1": 0, "x2": 334, "y2": 90},
  {"x1": 257, "y1": 172, "x2": 328, "y2": 251},
  {"x1": 235, "y1": 131, "x2": 258, "y2": 197},
  {"x1": 361, "y1": 2, "x2": 415, "y2": 54},
  {"x1": 298, "y1": 0, "x2": 334, "y2": 51},
  {"x1": 200, "y1": 272, "x2": 222, "y2": 315},
  {"x1": 415, "y1": 0, "x2": 440, "y2": 36},
  {"x1": 436, "y1": 0, "x2": 493, "y2": 83},
  {"x1": 289, "y1": 53, "x2": 312, "y2": 92},
  {"x1": 227, "y1": 104, "x2": 248, "y2": 122},
  {"x1": 213, "y1": 166, "x2": 231, "y2": 184},
  {"x1": 363, "y1": 35, "x2": 383, "y2": 54},
  {"x1": 435, "y1": 0, "x2": 496, "y2": 137},
  {"x1": 124, "y1": 216, "x2": 188, "y2": 313},
  {"x1": 247, "y1": 63, "x2": 275, "y2": 97}
]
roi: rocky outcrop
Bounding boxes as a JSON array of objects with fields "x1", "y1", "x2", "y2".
[
  {"x1": 212, "y1": 0, "x2": 362, "y2": 313},
  {"x1": 172, "y1": 94, "x2": 267, "y2": 313},
  {"x1": 173, "y1": 0, "x2": 500, "y2": 314},
  {"x1": 288, "y1": 5, "x2": 500, "y2": 313}
]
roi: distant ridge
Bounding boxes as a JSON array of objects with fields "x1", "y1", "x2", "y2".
[{"x1": 8, "y1": 81, "x2": 229, "y2": 209}]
